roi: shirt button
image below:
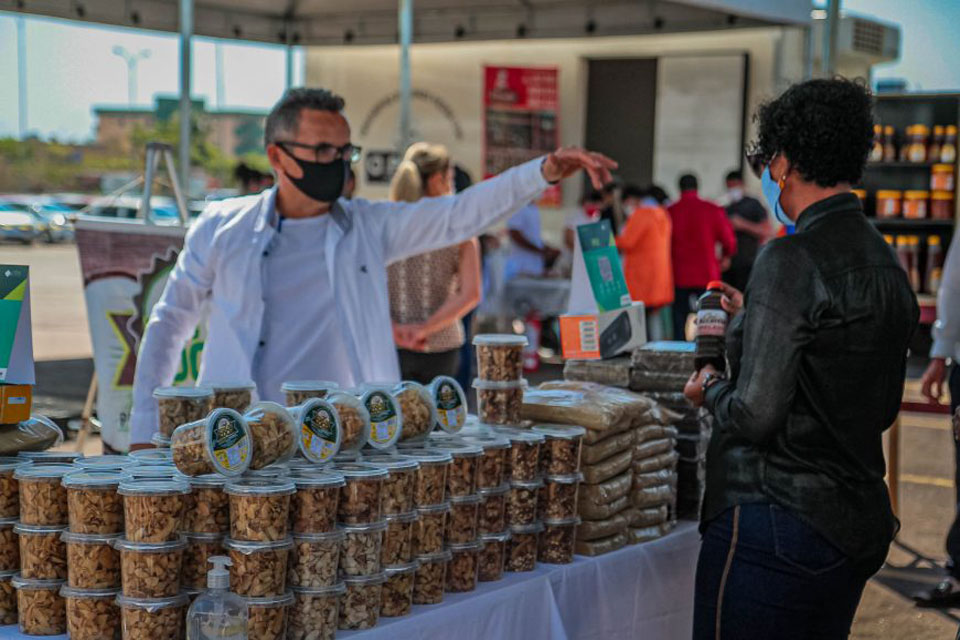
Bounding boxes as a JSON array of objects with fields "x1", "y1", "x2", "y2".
[{"x1": 259, "y1": 340, "x2": 266, "y2": 347}]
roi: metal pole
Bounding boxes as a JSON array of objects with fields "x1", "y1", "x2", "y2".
[
  {"x1": 823, "y1": 0, "x2": 841, "y2": 77},
  {"x1": 398, "y1": 0, "x2": 413, "y2": 152},
  {"x1": 127, "y1": 59, "x2": 137, "y2": 106},
  {"x1": 179, "y1": 0, "x2": 194, "y2": 197},
  {"x1": 286, "y1": 45, "x2": 294, "y2": 89},
  {"x1": 16, "y1": 17, "x2": 27, "y2": 138}
]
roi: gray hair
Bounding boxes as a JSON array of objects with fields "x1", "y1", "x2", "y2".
[{"x1": 264, "y1": 87, "x2": 346, "y2": 147}]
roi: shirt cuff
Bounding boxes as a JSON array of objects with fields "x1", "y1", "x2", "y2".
[
  {"x1": 930, "y1": 338, "x2": 955, "y2": 359},
  {"x1": 524, "y1": 156, "x2": 552, "y2": 191},
  {"x1": 704, "y1": 379, "x2": 731, "y2": 414}
]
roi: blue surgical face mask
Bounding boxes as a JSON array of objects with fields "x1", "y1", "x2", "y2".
[{"x1": 761, "y1": 166, "x2": 791, "y2": 226}]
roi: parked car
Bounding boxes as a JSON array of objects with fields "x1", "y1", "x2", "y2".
[
  {"x1": 0, "y1": 196, "x2": 74, "y2": 242},
  {"x1": 82, "y1": 195, "x2": 183, "y2": 226},
  {"x1": 0, "y1": 205, "x2": 43, "y2": 245}
]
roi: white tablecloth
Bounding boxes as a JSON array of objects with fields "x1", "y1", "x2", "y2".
[{"x1": 0, "y1": 523, "x2": 699, "y2": 640}]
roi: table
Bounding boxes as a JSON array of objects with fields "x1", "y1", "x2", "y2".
[{"x1": 0, "y1": 523, "x2": 699, "y2": 640}]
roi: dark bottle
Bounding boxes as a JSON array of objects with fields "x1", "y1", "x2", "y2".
[{"x1": 694, "y1": 281, "x2": 728, "y2": 372}]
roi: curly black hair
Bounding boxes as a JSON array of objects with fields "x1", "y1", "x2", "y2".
[{"x1": 752, "y1": 78, "x2": 875, "y2": 188}]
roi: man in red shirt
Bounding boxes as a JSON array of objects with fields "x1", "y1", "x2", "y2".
[{"x1": 667, "y1": 173, "x2": 737, "y2": 339}]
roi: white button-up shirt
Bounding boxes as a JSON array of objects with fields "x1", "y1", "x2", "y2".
[{"x1": 130, "y1": 157, "x2": 549, "y2": 445}]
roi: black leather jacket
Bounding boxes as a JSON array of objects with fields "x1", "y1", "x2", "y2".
[{"x1": 703, "y1": 193, "x2": 919, "y2": 560}]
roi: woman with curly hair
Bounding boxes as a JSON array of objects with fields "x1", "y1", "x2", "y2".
[{"x1": 684, "y1": 78, "x2": 919, "y2": 638}]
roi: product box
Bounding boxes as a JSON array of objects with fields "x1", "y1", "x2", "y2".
[
  {"x1": 560, "y1": 302, "x2": 646, "y2": 360},
  {"x1": 0, "y1": 266, "x2": 35, "y2": 424},
  {"x1": 0, "y1": 385, "x2": 31, "y2": 424}
]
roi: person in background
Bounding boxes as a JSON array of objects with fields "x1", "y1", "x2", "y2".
[
  {"x1": 916, "y1": 231, "x2": 960, "y2": 608},
  {"x1": 235, "y1": 162, "x2": 270, "y2": 195},
  {"x1": 504, "y1": 201, "x2": 560, "y2": 281},
  {"x1": 684, "y1": 77, "x2": 918, "y2": 639},
  {"x1": 722, "y1": 169, "x2": 772, "y2": 291},
  {"x1": 597, "y1": 181, "x2": 624, "y2": 236},
  {"x1": 667, "y1": 173, "x2": 736, "y2": 339},
  {"x1": 387, "y1": 143, "x2": 482, "y2": 382},
  {"x1": 616, "y1": 185, "x2": 673, "y2": 340},
  {"x1": 453, "y1": 165, "x2": 477, "y2": 391}
]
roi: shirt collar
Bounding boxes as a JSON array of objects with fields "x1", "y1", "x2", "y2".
[
  {"x1": 254, "y1": 187, "x2": 352, "y2": 235},
  {"x1": 796, "y1": 192, "x2": 862, "y2": 233}
]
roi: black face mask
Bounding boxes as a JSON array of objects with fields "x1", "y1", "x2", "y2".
[{"x1": 280, "y1": 151, "x2": 346, "y2": 204}]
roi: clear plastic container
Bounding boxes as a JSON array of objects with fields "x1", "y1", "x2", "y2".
[
  {"x1": 114, "y1": 537, "x2": 185, "y2": 598},
  {"x1": 288, "y1": 529, "x2": 343, "y2": 588},
  {"x1": 244, "y1": 402, "x2": 298, "y2": 470},
  {"x1": 63, "y1": 470, "x2": 127, "y2": 534},
  {"x1": 335, "y1": 463, "x2": 388, "y2": 525},
  {"x1": 127, "y1": 448, "x2": 174, "y2": 465},
  {"x1": 381, "y1": 510, "x2": 416, "y2": 566},
  {"x1": 12, "y1": 575, "x2": 66, "y2": 635},
  {"x1": 180, "y1": 532, "x2": 225, "y2": 590},
  {"x1": 150, "y1": 433, "x2": 171, "y2": 448},
  {"x1": 429, "y1": 376, "x2": 468, "y2": 434},
  {"x1": 61, "y1": 585, "x2": 121, "y2": 640},
  {"x1": 447, "y1": 493, "x2": 481, "y2": 544},
  {"x1": 288, "y1": 583, "x2": 344, "y2": 640},
  {"x1": 117, "y1": 478, "x2": 190, "y2": 542},
  {"x1": 209, "y1": 381, "x2": 256, "y2": 413},
  {"x1": 473, "y1": 378, "x2": 525, "y2": 425},
  {"x1": 224, "y1": 478, "x2": 296, "y2": 542},
  {"x1": 171, "y1": 408, "x2": 252, "y2": 477},
  {"x1": 506, "y1": 522, "x2": 543, "y2": 572},
  {"x1": 507, "y1": 477, "x2": 544, "y2": 527},
  {"x1": 327, "y1": 392, "x2": 371, "y2": 455},
  {"x1": 339, "y1": 572, "x2": 386, "y2": 630},
  {"x1": 290, "y1": 398, "x2": 342, "y2": 465},
  {"x1": 116, "y1": 592, "x2": 188, "y2": 640},
  {"x1": 182, "y1": 474, "x2": 230, "y2": 534},
  {"x1": 478, "y1": 483, "x2": 509, "y2": 534},
  {"x1": 412, "y1": 502, "x2": 449, "y2": 556},
  {"x1": 245, "y1": 590, "x2": 294, "y2": 640},
  {"x1": 363, "y1": 454, "x2": 419, "y2": 515},
  {"x1": 434, "y1": 441, "x2": 483, "y2": 497},
  {"x1": 464, "y1": 435, "x2": 510, "y2": 490},
  {"x1": 446, "y1": 540, "x2": 481, "y2": 592},
  {"x1": 412, "y1": 550, "x2": 451, "y2": 605},
  {"x1": 532, "y1": 424, "x2": 586, "y2": 475},
  {"x1": 17, "y1": 415, "x2": 66, "y2": 448},
  {"x1": 0, "y1": 570, "x2": 15, "y2": 625},
  {"x1": 153, "y1": 386, "x2": 214, "y2": 438},
  {"x1": 223, "y1": 537, "x2": 293, "y2": 597},
  {"x1": 403, "y1": 448, "x2": 452, "y2": 506},
  {"x1": 478, "y1": 531, "x2": 511, "y2": 582},
  {"x1": 282, "y1": 380, "x2": 340, "y2": 408},
  {"x1": 495, "y1": 427, "x2": 545, "y2": 481},
  {"x1": 62, "y1": 531, "x2": 121, "y2": 589},
  {"x1": 392, "y1": 381, "x2": 439, "y2": 442},
  {"x1": 381, "y1": 560, "x2": 418, "y2": 617},
  {"x1": 473, "y1": 334, "x2": 527, "y2": 381},
  {"x1": 14, "y1": 522, "x2": 67, "y2": 580},
  {"x1": 0, "y1": 519, "x2": 17, "y2": 572},
  {"x1": 0, "y1": 457, "x2": 29, "y2": 520},
  {"x1": 340, "y1": 520, "x2": 387, "y2": 577},
  {"x1": 121, "y1": 463, "x2": 182, "y2": 480},
  {"x1": 14, "y1": 463, "x2": 73, "y2": 526},
  {"x1": 539, "y1": 472, "x2": 583, "y2": 521},
  {"x1": 358, "y1": 387, "x2": 404, "y2": 450},
  {"x1": 243, "y1": 465, "x2": 291, "y2": 479},
  {"x1": 73, "y1": 455, "x2": 130, "y2": 471},
  {"x1": 289, "y1": 471, "x2": 344, "y2": 534},
  {"x1": 539, "y1": 516, "x2": 580, "y2": 564}
]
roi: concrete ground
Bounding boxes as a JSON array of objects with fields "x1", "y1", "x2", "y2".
[{"x1": 10, "y1": 243, "x2": 960, "y2": 638}]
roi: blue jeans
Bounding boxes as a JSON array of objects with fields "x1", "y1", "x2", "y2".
[{"x1": 694, "y1": 503, "x2": 886, "y2": 640}]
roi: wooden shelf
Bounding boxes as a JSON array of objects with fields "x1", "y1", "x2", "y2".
[
  {"x1": 865, "y1": 162, "x2": 946, "y2": 169},
  {"x1": 869, "y1": 218, "x2": 954, "y2": 231}
]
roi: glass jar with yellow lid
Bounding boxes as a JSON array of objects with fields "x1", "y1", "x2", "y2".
[
  {"x1": 875, "y1": 190, "x2": 903, "y2": 219},
  {"x1": 903, "y1": 191, "x2": 930, "y2": 219}
]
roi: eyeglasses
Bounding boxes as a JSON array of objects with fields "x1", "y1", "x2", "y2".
[
  {"x1": 275, "y1": 141, "x2": 362, "y2": 164},
  {"x1": 745, "y1": 144, "x2": 767, "y2": 179}
]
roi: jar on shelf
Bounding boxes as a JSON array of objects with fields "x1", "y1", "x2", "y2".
[
  {"x1": 932, "y1": 191, "x2": 955, "y2": 221},
  {"x1": 929, "y1": 125, "x2": 945, "y2": 163},
  {"x1": 869, "y1": 124, "x2": 883, "y2": 163},
  {"x1": 875, "y1": 190, "x2": 902, "y2": 219},
  {"x1": 942, "y1": 125, "x2": 958, "y2": 164},
  {"x1": 882, "y1": 125, "x2": 897, "y2": 162},
  {"x1": 927, "y1": 235, "x2": 944, "y2": 296},
  {"x1": 903, "y1": 191, "x2": 930, "y2": 219},
  {"x1": 907, "y1": 125, "x2": 930, "y2": 164},
  {"x1": 932, "y1": 165, "x2": 956, "y2": 192}
]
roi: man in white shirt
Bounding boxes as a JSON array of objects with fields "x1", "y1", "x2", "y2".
[
  {"x1": 129, "y1": 88, "x2": 614, "y2": 448},
  {"x1": 504, "y1": 203, "x2": 560, "y2": 281}
]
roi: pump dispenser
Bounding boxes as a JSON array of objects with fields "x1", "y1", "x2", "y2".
[{"x1": 186, "y1": 556, "x2": 248, "y2": 640}]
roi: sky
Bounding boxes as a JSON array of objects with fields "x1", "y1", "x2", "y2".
[{"x1": 1, "y1": 1, "x2": 958, "y2": 142}]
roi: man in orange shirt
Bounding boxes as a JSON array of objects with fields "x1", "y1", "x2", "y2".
[{"x1": 616, "y1": 185, "x2": 674, "y2": 340}]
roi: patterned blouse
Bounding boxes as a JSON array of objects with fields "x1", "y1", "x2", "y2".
[{"x1": 387, "y1": 244, "x2": 465, "y2": 352}]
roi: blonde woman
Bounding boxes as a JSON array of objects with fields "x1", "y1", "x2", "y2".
[{"x1": 387, "y1": 143, "x2": 482, "y2": 382}]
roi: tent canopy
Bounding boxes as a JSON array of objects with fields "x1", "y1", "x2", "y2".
[{"x1": 4, "y1": 0, "x2": 810, "y2": 46}]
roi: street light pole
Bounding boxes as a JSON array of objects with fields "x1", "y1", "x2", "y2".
[
  {"x1": 16, "y1": 16, "x2": 27, "y2": 138},
  {"x1": 398, "y1": 0, "x2": 413, "y2": 153},
  {"x1": 112, "y1": 46, "x2": 151, "y2": 106}
]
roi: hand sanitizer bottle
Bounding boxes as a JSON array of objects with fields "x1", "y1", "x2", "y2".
[{"x1": 186, "y1": 556, "x2": 248, "y2": 640}]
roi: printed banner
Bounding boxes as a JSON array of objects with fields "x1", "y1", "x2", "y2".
[
  {"x1": 75, "y1": 218, "x2": 205, "y2": 452},
  {"x1": 483, "y1": 65, "x2": 561, "y2": 207}
]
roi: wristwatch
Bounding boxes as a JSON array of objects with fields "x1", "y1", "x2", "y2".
[{"x1": 701, "y1": 372, "x2": 726, "y2": 397}]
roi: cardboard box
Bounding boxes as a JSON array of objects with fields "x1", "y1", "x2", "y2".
[
  {"x1": 0, "y1": 265, "x2": 34, "y2": 386},
  {"x1": 0, "y1": 384, "x2": 31, "y2": 424},
  {"x1": 560, "y1": 301, "x2": 647, "y2": 360}
]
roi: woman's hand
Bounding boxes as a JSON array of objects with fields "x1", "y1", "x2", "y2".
[
  {"x1": 718, "y1": 282, "x2": 744, "y2": 316},
  {"x1": 393, "y1": 323, "x2": 427, "y2": 350},
  {"x1": 684, "y1": 365, "x2": 719, "y2": 408}
]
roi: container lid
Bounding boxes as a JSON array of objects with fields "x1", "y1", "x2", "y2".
[
  {"x1": 362, "y1": 455, "x2": 419, "y2": 471},
  {"x1": 152, "y1": 386, "x2": 213, "y2": 399},
  {"x1": 479, "y1": 530, "x2": 512, "y2": 543},
  {"x1": 151, "y1": 433, "x2": 172, "y2": 447},
  {"x1": 933, "y1": 191, "x2": 955, "y2": 200},
  {"x1": 875, "y1": 190, "x2": 903, "y2": 198},
  {"x1": 432, "y1": 442, "x2": 483, "y2": 458},
  {"x1": 493, "y1": 428, "x2": 544, "y2": 444},
  {"x1": 509, "y1": 522, "x2": 544, "y2": 535},
  {"x1": 182, "y1": 531, "x2": 225, "y2": 542},
  {"x1": 905, "y1": 190, "x2": 931, "y2": 198},
  {"x1": 333, "y1": 462, "x2": 388, "y2": 480},
  {"x1": 292, "y1": 398, "x2": 342, "y2": 465},
  {"x1": 447, "y1": 540, "x2": 482, "y2": 552},
  {"x1": 342, "y1": 571, "x2": 387, "y2": 586},
  {"x1": 450, "y1": 493, "x2": 482, "y2": 505},
  {"x1": 0, "y1": 518, "x2": 15, "y2": 528},
  {"x1": 478, "y1": 483, "x2": 510, "y2": 497},
  {"x1": 179, "y1": 408, "x2": 252, "y2": 477},
  {"x1": 472, "y1": 378, "x2": 527, "y2": 391},
  {"x1": 18, "y1": 450, "x2": 82, "y2": 462},
  {"x1": 14, "y1": 463, "x2": 75, "y2": 480},
  {"x1": 62, "y1": 470, "x2": 129, "y2": 488},
  {"x1": 291, "y1": 529, "x2": 345, "y2": 543},
  {"x1": 462, "y1": 435, "x2": 511, "y2": 451},
  {"x1": 290, "y1": 582, "x2": 346, "y2": 596},
  {"x1": 544, "y1": 473, "x2": 584, "y2": 485},
  {"x1": 117, "y1": 478, "x2": 190, "y2": 496},
  {"x1": 123, "y1": 464, "x2": 184, "y2": 480},
  {"x1": 933, "y1": 164, "x2": 955, "y2": 172},
  {"x1": 332, "y1": 451, "x2": 362, "y2": 463},
  {"x1": 286, "y1": 457, "x2": 322, "y2": 472},
  {"x1": 60, "y1": 586, "x2": 120, "y2": 599},
  {"x1": 383, "y1": 560, "x2": 419, "y2": 576},
  {"x1": 384, "y1": 510, "x2": 418, "y2": 524},
  {"x1": 417, "y1": 501, "x2": 451, "y2": 515},
  {"x1": 360, "y1": 388, "x2": 403, "y2": 450},
  {"x1": 188, "y1": 473, "x2": 229, "y2": 488},
  {"x1": 244, "y1": 591, "x2": 295, "y2": 607},
  {"x1": 115, "y1": 593, "x2": 189, "y2": 612},
  {"x1": 510, "y1": 477, "x2": 544, "y2": 490},
  {"x1": 281, "y1": 381, "x2": 340, "y2": 393},
  {"x1": 128, "y1": 449, "x2": 173, "y2": 463},
  {"x1": 290, "y1": 470, "x2": 346, "y2": 488},
  {"x1": 531, "y1": 424, "x2": 587, "y2": 440},
  {"x1": 243, "y1": 465, "x2": 290, "y2": 479},
  {"x1": 399, "y1": 448, "x2": 453, "y2": 464},
  {"x1": 14, "y1": 523, "x2": 67, "y2": 535},
  {"x1": 0, "y1": 457, "x2": 30, "y2": 472},
  {"x1": 11, "y1": 575, "x2": 66, "y2": 590},
  {"x1": 472, "y1": 334, "x2": 528, "y2": 347},
  {"x1": 392, "y1": 380, "x2": 440, "y2": 432},
  {"x1": 224, "y1": 478, "x2": 296, "y2": 497},
  {"x1": 326, "y1": 393, "x2": 372, "y2": 454},
  {"x1": 543, "y1": 516, "x2": 582, "y2": 527},
  {"x1": 340, "y1": 519, "x2": 388, "y2": 533},
  {"x1": 208, "y1": 381, "x2": 257, "y2": 392},
  {"x1": 0, "y1": 570, "x2": 16, "y2": 581},
  {"x1": 429, "y1": 376, "x2": 468, "y2": 434},
  {"x1": 61, "y1": 531, "x2": 122, "y2": 545},
  {"x1": 112, "y1": 537, "x2": 187, "y2": 553},
  {"x1": 416, "y1": 549, "x2": 453, "y2": 563},
  {"x1": 222, "y1": 537, "x2": 294, "y2": 554}
]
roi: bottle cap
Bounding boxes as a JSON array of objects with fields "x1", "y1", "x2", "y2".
[
  {"x1": 707, "y1": 281, "x2": 724, "y2": 290},
  {"x1": 207, "y1": 555, "x2": 232, "y2": 590}
]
